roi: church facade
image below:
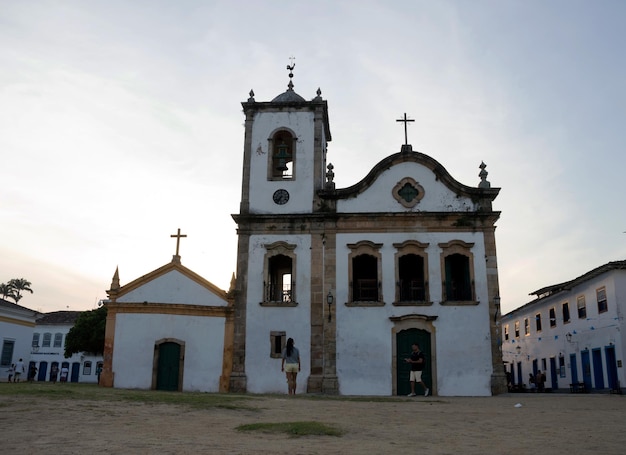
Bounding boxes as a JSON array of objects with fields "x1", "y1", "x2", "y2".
[{"x1": 229, "y1": 72, "x2": 506, "y2": 396}]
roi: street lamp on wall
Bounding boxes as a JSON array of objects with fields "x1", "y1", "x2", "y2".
[
  {"x1": 566, "y1": 332, "x2": 572, "y2": 343},
  {"x1": 327, "y1": 291, "x2": 334, "y2": 322},
  {"x1": 494, "y1": 295, "x2": 501, "y2": 322}
]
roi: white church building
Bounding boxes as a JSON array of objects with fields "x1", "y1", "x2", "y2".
[
  {"x1": 228, "y1": 69, "x2": 505, "y2": 397},
  {"x1": 102, "y1": 68, "x2": 506, "y2": 396}
]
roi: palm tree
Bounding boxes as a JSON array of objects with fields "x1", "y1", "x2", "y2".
[
  {"x1": 0, "y1": 282, "x2": 16, "y2": 301},
  {"x1": 7, "y1": 278, "x2": 33, "y2": 303}
]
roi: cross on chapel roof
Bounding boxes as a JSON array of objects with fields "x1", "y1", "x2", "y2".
[{"x1": 170, "y1": 228, "x2": 187, "y2": 263}]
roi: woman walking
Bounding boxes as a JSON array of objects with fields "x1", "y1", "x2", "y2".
[{"x1": 281, "y1": 338, "x2": 301, "y2": 395}]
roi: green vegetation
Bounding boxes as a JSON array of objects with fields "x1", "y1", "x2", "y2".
[
  {"x1": 64, "y1": 306, "x2": 107, "y2": 357},
  {"x1": 0, "y1": 278, "x2": 33, "y2": 303},
  {"x1": 236, "y1": 421, "x2": 343, "y2": 437},
  {"x1": 0, "y1": 383, "x2": 256, "y2": 410}
]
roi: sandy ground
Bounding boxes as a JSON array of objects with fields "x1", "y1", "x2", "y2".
[{"x1": 1, "y1": 389, "x2": 625, "y2": 455}]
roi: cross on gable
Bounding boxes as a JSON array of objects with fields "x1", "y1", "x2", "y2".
[
  {"x1": 396, "y1": 113, "x2": 415, "y2": 145},
  {"x1": 170, "y1": 228, "x2": 187, "y2": 257}
]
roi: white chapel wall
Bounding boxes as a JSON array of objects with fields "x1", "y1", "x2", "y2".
[{"x1": 112, "y1": 313, "x2": 225, "y2": 392}]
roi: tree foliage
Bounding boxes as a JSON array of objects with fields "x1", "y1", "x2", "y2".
[
  {"x1": 0, "y1": 278, "x2": 34, "y2": 303},
  {"x1": 64, "y1": 306, "x2": 107, "y2": 358}
]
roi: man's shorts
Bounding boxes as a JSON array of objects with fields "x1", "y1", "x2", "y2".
[
  {"x1": 284, "y1": 363, "x2": 299, "y2": 373},
  {"x1": 410, "y1": 371, "x2": 423, "y2": 382}
]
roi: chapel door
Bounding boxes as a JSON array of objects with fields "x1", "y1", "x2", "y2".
[
  {"x1": 396, "y1": 328, "x2": 431, "y2": 396},
  {"x1": 156, "y1": 342, "x2": 181, "y2": 391}
]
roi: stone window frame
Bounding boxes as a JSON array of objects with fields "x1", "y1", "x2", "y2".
[
  {"x1": 392, "y1": 240, "x2": 431, "y2": 306},
  {"x1": 535, "y1": 313, "x2": 542, "y2": 332},
  {"x1": 577, "y1": 295, "x2": 587, "y2": 319},
  {"x1": 562, "y1": 301, "x2": 571, "y2": 324},
  {"x1": 504, "y1": 324, "x2": 509, "y2": 341},
  {"x1": 346, "y1": 240, "x2": 384, "y2": 306},
  {"x1": 524, "y1": 318, "x2": 530, "y2": 336},
  {"x1": 514, "y1": 321, "x2": 520, "y2": 338},
  {"x1": 42, "y1": 332, "x2": 52, "y2": 347},
  {"x1": 549, "y1": 307, "x2": 557, "y2": 327},
  {"x1": 267, "y1": 127, "x2": 297, "y2": 181},
  {"x1": 270, "y1": 331, "x2": 286, "y2": 359},
  {"x1": 596, "y1": 286, "x2": 608, "y2": 313},
  {"x1": 53, "y1": 333, "x2": 63, "y2": 348},
  {"x1": 31, "y1": 333, "x2": 40, "y2": 348},
  {"x1": 260, "y1": 241, "x2": 298, "y2": 307},
  {"x1": 438, "y1": 240, "x2": 477, "y2": 305}
]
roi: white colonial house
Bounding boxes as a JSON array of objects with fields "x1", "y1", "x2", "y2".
[
  {"x1": 228, "y1": 70, "x2": 505, "y2": 397},
  {"x1": 1, "y1": 299, "x2": 40, "y2": 381},
  {"x1": 31, "y1": 311, "x2": 103, "y2": 383},
  {"x1": 501, "y1": 260, "x2": 626, "y2": 393}
]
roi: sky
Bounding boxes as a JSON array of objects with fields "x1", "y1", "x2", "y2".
[{"x1": 1, "y1": 0, "x2": 625, "y2": 315}]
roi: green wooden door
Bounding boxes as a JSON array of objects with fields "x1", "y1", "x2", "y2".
[
  {"x1": 397, "y1": 328, "x2": 431, "y2": 395},
  {"x1": 156, "y1": 342, "x2": 180, "y2": 391}
]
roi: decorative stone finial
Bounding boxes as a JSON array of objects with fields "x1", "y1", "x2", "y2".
[
  {"x1": 325, "y1": 163, "x2": 335, "y2": 189},
  {"x1": 248, "y1": 89, "x2": 255, "y2": 102},
  {"x1": 478, "y1": 161, "x2": 491, "y2": 188}
]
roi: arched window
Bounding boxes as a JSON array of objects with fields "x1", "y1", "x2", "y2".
[
  {"x1": 262, "y1": 241, "x2": 297, "y2": 305},
  {"x1": 53, "y1": 333, "x2": 63, "y2": 348},
  {"x1": 83, "y1": 361, "x2": 92, "y2": 375},
  {"x1": 347, "y1": 241, "x2": 383, "y2": 304},
  {"x1": 393, "y1": 240, "x2": 430, "y2": 304},
  {"x1": 269, "y1": 130, "x2": 296, "y2": 180},
  {"x1": 439, "y1": 240, "x2": 475, "y2": 302},
  {"x1": 42, "y1": 332, "x2": 52, "y2": 347}
]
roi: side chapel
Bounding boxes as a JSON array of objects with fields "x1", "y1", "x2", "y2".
[{"x1": 101, "y1": 67, "x2": 506, "y2": 396}]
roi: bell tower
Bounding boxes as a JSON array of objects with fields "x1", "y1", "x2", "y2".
[
  {"x1": 238, "y1": 64, "x2": 332, "y2": 215},
  {"x1": 230, "y1": 64, "x2": 335, "y2": 394}
]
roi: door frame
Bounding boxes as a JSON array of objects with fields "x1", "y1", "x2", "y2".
[
  {"x1": 390, "y1": 314, "x2": 437, "y2": 396},
  {"x1": 152, "y1": 338, "x2": 185, "y2": 392}
]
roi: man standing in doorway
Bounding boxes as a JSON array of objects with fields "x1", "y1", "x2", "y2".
[{"x1": 405, "y1": 343, "x2": 429, "y2": 397}]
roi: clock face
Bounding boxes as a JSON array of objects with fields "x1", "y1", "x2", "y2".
[{"x1": 272, "y1": 189, "x2": 290, "y2": 205}]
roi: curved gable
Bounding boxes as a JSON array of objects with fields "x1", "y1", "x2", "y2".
[{"x1": 321, "y1": 151, "x2": 500, "y2": 213}]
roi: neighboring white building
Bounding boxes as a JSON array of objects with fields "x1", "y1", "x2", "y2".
[
  {"x1": 501, "y1": 260, "x2": 626, "y2": 392},
  {"x1": 229, "y1": 71, "x2": 505, "y2": 396},
  {"x1": 101, "y1": 257, "x2": 234, "y2": 392},
  {"x1": 1, "y1": 298, "x2": 40, "y2": 381},
  {"x1": 1, "y1": 302, "x2": 103, "y2": 383},
  {"x1": 31, "y1": 311, "x2": 103, "y2": 383}
]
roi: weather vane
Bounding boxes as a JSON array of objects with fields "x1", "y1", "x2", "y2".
[{"x1": 286, "y1": 56, "x2": 296, "y2": 90}]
